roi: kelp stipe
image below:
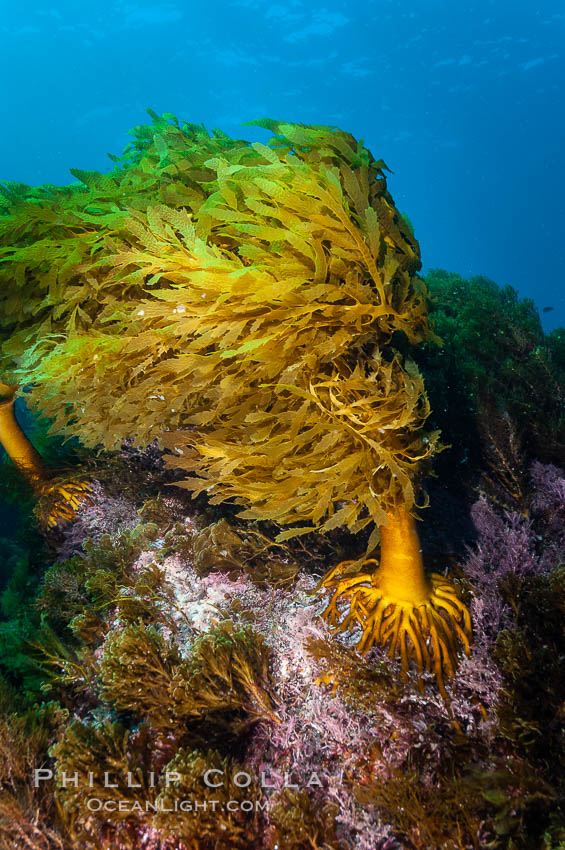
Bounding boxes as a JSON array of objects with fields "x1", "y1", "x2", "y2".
[{"x1": 0, "y1": 380, "x2": 93, "y2": 529}]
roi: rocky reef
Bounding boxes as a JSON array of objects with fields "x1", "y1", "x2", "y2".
[{"x1": 0, "y1": 397, "x2": 563, "y2": 848}]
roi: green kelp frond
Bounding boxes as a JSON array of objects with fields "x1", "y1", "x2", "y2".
[
  {"x1": 27, "y1": 623, "x2": 98, "y2": 698},
  {"x1": 268, "y1": 788, "x2": 343, "y2": 850},
  {"x1": 305, "y1": 635, "x2": 400, "y2": 711},
  {"x1": 0, "y1": 113, "x2": 438, "y2": 540},
  {"x1": 419, "y1": 269, "x2": 565, "y2": 472},
  {"x1": 0, "y1": 701, "x2": 67, "y2": 786},
  {"x1": 0, "y1": 702, "x2": 68, "y2": 850},
  {"x1": 98, "y1": 622, "x2": 181, "y2": 726},
  {"x1": 355, "y1": 762, "x2": 557, "y2": 849},
  {"x1": 84, "y1": 560, "x2": 180, "y2": 630},
  {"x1": 51, "y1": 719, "x2": 155, "y2": 844},
  {"x1": 154, "y1": 748, "x2": 259, "y2": 849},
  {"x1": 35, "y1": 525, "x2": 162, "y2": 634},
  {"x1": 98, "y1": 618, "x2": 277, "y2": 735},
  {"x1": 191, "y1": 518, "x2": 300, "y2": 587},
  {"x1": 170, "y1": 619, "x2": 279, "y2": 727}
]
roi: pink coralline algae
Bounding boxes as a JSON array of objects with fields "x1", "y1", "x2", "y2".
[{"x1": 464, "y1": 495, "x2": 538, "y2": 586}]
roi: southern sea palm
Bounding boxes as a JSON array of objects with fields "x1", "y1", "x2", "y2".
[{"x1": 0, "y1": 114, "x2": 471, "y2": 692}]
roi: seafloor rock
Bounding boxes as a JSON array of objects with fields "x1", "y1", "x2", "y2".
[{"x1": 1, "y1": 444, "x2": 563, "y2": 849}]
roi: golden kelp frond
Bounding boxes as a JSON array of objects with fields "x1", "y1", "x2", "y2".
[
  {"x1": 0, "y1": 113, "x2": 438, "y2": 539},
  {"x1": 196, "y1": 134, "x2": 428, "y2": 343},
  {"x1": 0, "y1": 112, "x2": 248, "y2": 352},
  {"x1": 245, "y1": 119, "x2": 425, "y2": 315},
  {"x1": 163, "y1": 353, "x2": 438, "y2": 537},
  {"x1": 8, "y1": 195, "x2": 432, "y2": 453}
]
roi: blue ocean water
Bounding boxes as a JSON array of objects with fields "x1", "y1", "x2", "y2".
[
  {"x1": 2, "y1": 6, "x2": 565, "y2": 846},
  {"x1": 1, "y1": 0, "x2": 563, "y2": 328}
]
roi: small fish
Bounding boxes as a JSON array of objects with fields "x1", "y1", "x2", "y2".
[{"x1": 542, "y1": 306, "x2": 554, "y2": 313}]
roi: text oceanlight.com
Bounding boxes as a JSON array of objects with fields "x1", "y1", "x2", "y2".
[{"x1": 85, "y1": 798, "x2": 269, "y2": 813}]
